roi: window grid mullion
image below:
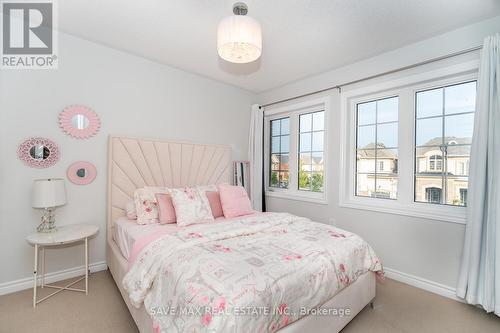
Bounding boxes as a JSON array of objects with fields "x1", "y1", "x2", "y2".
[
  {"x1": 374, "y1": 100, "x2": 378, "y2": 197},
  {"x1": 416, "y1": 110, "x2": 474, "y2": 121},
  {"x1": 441, "y1": 87, "x2": 446, "y2": 205},
  {"x1": 310, "y1": 115, "x2": 313, "y2": 192}
]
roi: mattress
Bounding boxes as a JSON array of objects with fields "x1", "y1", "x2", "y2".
[
  {"x1": 112, "y1": 217, "x2": 180, "y2": 260},
  {"x1": 113, "y1": 216, "x2": 228, "y2": 260}
]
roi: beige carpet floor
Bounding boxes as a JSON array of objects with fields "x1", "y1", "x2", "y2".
[{"x1": 1, "y1": 270, "x2": 499, "y2": 333}]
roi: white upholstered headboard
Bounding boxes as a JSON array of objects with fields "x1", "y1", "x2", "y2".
[{"x1": 107, "y1": 136, "x2": 232, "y2": 240}]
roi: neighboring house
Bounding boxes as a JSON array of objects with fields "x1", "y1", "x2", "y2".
[
  {"x1": 357, "y1": 137, "x2": 469, "y2": 205},
  {"x1": 270, "y1": 154, "x2": 290, "y2": 187},
  {"x1": 271, "y1": 153, "x2": 324, "y2": 190},
  {"x1": 356, "y1": 143, "x2": 398, "y2": 199},
  {"x1": 414, "y1": 137, "x2": 469, "y2": 206},
  {"x1": 298, "y1": 154, "x2": 324, "y2": 172}
]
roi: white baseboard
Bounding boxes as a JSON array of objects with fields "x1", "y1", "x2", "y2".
[
  {"x1": 0, "y1": 261, "x2": 108, "y2": 296},
  {"x1": 0, "y1": 262, "x2": 462, "y2": 303},
  {"x1": 384, "y1": 267, "x2": 462, "y2": 302}
]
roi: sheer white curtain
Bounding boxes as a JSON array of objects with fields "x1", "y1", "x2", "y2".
[
  {"x1": 457, "y1": 34, "x2": 500, "y2": 315},
  {"x1": 248, "y1": 104, "x2": 264, "y2": 211}
]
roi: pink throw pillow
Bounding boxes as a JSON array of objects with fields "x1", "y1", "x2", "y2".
[
  {"x1": 155, "y1": 193, "x2": 176, "y2": 224},
  {"x1": 206, "y1": 191, "x2": 224, "y2": 218},
  {"x1": 218, "y1": 184, "x2": 254, "y2": 218}
]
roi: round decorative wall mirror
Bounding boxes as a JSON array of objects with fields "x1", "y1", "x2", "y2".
[
  {"x1": 18, "y1": 137, "x2": 60, "y2": 168},
  {"x1": 72, "y1": 114, "x2": 90, "y2": 130},
  {"x1": 29, "y1": 145, "x2": 50, "y2": 159},
  {"x1": 67, "y1": 161, "x2": 97, "y2": 185},
  {"x1": 59, "y1": 105, "x2": 100, "y2": 139},
  {"x1": 76, "y1": 168, "x2": 87, "y2": 177}
]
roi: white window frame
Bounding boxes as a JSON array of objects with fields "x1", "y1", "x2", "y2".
[
  {"x1": 354, "y1": 94, "x2": 400, "y2": 199},
  {"x1": 339, "y1": 60, "x2": 478, "y2": 224},
  {"x1": 264, "y1": 97, "x2": 330, "y2": 204}
]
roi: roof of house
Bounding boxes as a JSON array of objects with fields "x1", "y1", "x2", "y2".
[
  {"x1": 417, "y1": 137, "x2": 470, "y2": 156},
  {"x1": 359, "y1": 137, "x2": 470, "y2": 158},
  {"x1": 300, "y1": 155, "x2": 324, "y2": 165},
  {"x1": 358, "y1": 143, "x2": 397, "y2": 159}
]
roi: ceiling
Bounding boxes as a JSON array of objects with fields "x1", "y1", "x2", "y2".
[{"x1": 59, "y1": 0, "x2": 500, "y2": 92}]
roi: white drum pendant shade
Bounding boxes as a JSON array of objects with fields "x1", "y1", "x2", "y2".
[{"x1": 217, "y1": 15, "x2": 262, "y2": 63}]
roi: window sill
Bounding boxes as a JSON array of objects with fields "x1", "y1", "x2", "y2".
[
  {"x1": 265, "y1": 190, "x2": 328, "y2": 205},
  {"x1": 339, "y1": 197, "x2": 466, "y2": 224}
]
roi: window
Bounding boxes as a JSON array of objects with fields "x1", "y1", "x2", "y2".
[
  {"x1": 415, "y1": 81, "x2": 476, "y2": 206},
  {"x1": 340, "y1": 63, "x2": 477, "y2": 224},
  {"x1": 460, "y1": 189, "x2": 468, "y2": 206},
  {"x1": 270, "y1": 117, "x2": 290, "y2": 189},
  {"x1": 298, "y1": 111, "x2": 325, "y2": 192},
  {"x1": 429, "y1": 154, "x2": 443, "y2": 171},
  {"x1": 457, "y1": 161, "x2": 469, "y2": 176},
  {"x1": 355, "y1": 96, "x2": 399, "y2": 199},
  {"x1": 265, "y1": 98, "x2": 328, "y2": 203},
  {"x1": 425, "y1": 187, "x2": 442, "y2": 204}
]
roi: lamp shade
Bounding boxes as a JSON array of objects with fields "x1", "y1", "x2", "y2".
[
  {"x1": 32, "y1": 178, "x2": 67, "y2": 208},
  {"x1": 217, "y1": 15, "x2": 262, "y2": 63}
]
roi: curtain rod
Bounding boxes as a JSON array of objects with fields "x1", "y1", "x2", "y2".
[{"x1": 260, "y1": 45, "x2": 482, "y2": 108}]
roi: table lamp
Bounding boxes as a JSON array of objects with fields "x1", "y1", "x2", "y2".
[{"x1": 32, "y1": 178, "x2": 67, "y2": 232}]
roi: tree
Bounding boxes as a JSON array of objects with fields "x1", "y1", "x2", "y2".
[
  {"x1": 298, "y1": 160, "x2": 310, "y2": 189},
  {"x1": 271, "y1": 171, "x2": 279, "y2": 186},
  {"x1": 311, "y1": 173, "x2": 324, "y2": 192},
  {"x1": 299, "y1": 160, "x2": 323, "y2": 192}
]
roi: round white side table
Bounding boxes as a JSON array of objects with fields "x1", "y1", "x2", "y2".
[{"x1": 26, "y1": 224, "x2": 99, "y2": 307}]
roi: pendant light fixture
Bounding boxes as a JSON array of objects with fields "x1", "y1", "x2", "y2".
[{"x1": 217, "y1": 2, "x2": 262, "y2": 63}]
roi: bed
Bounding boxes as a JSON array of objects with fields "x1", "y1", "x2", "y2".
[{"x1": 106, "y1": 136, "x2": 380, "y2": 333}]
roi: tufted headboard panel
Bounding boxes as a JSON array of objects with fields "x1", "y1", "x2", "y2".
[{"x1": 106, "y1": 136, "x2": 232, "y2": 240}]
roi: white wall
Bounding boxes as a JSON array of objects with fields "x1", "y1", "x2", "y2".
[
  {"x1": 0, "y1": 32, "x2": 255, "y2": 290},
  {"x1": 258, "y1": 16, "x2": 500, "y2": 291}
]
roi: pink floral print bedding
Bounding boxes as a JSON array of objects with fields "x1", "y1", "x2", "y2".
[{"x1": 122, "y1": 212, "x2": 383, "y2": 333}]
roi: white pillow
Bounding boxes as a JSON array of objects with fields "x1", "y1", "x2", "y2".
[
  {"x1": 133, "y1": 186, "x2": 170, "y2": 225},
  {"x1": 170, "y1": 187, "x2": 214, "y2": 226},
  {"x1": 125, "y1": 201, "x2": 137, "y2": 220}
]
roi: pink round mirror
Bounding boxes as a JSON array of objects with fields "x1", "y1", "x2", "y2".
[
  {"x1": 59, "y1": 105, "x2": 100, "y2": 139},
  {"x1": 17, "y1": 137, "x2": 60, "y2": 168},
  {"x1": 67, "y1": 161, "x2": 97, "y2": 185}
]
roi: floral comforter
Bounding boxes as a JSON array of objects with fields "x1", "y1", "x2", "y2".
[{"x1": 123, "y1": 213, "x2": 383, "y2": 333}]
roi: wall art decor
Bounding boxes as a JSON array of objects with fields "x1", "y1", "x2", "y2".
[
  {"x1": 59, "y1": 105, "x2": 100, "y2": 139},
  {"x1": 67, "y1": 161, "x2": 97, "y2": 185},
  {"x1": 17, "y1": 137, "x2": 60, "y2": 168}
]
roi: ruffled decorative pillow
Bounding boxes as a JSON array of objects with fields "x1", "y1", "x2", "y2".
[
  {"x1": 170, "y1": 187, "x2": 214, "y2": 226},
  {"x1": 133, "y1": 186, "x2": 169, "y2": 225}
]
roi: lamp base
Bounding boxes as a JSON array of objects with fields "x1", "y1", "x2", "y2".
[{"x1": 37, "y1": 208, "x2": 58, "y2": 233}]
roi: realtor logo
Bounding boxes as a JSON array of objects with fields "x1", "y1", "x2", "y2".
[{"x1": 1, "y1": 0, "x2": 58, "y2": 69}]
